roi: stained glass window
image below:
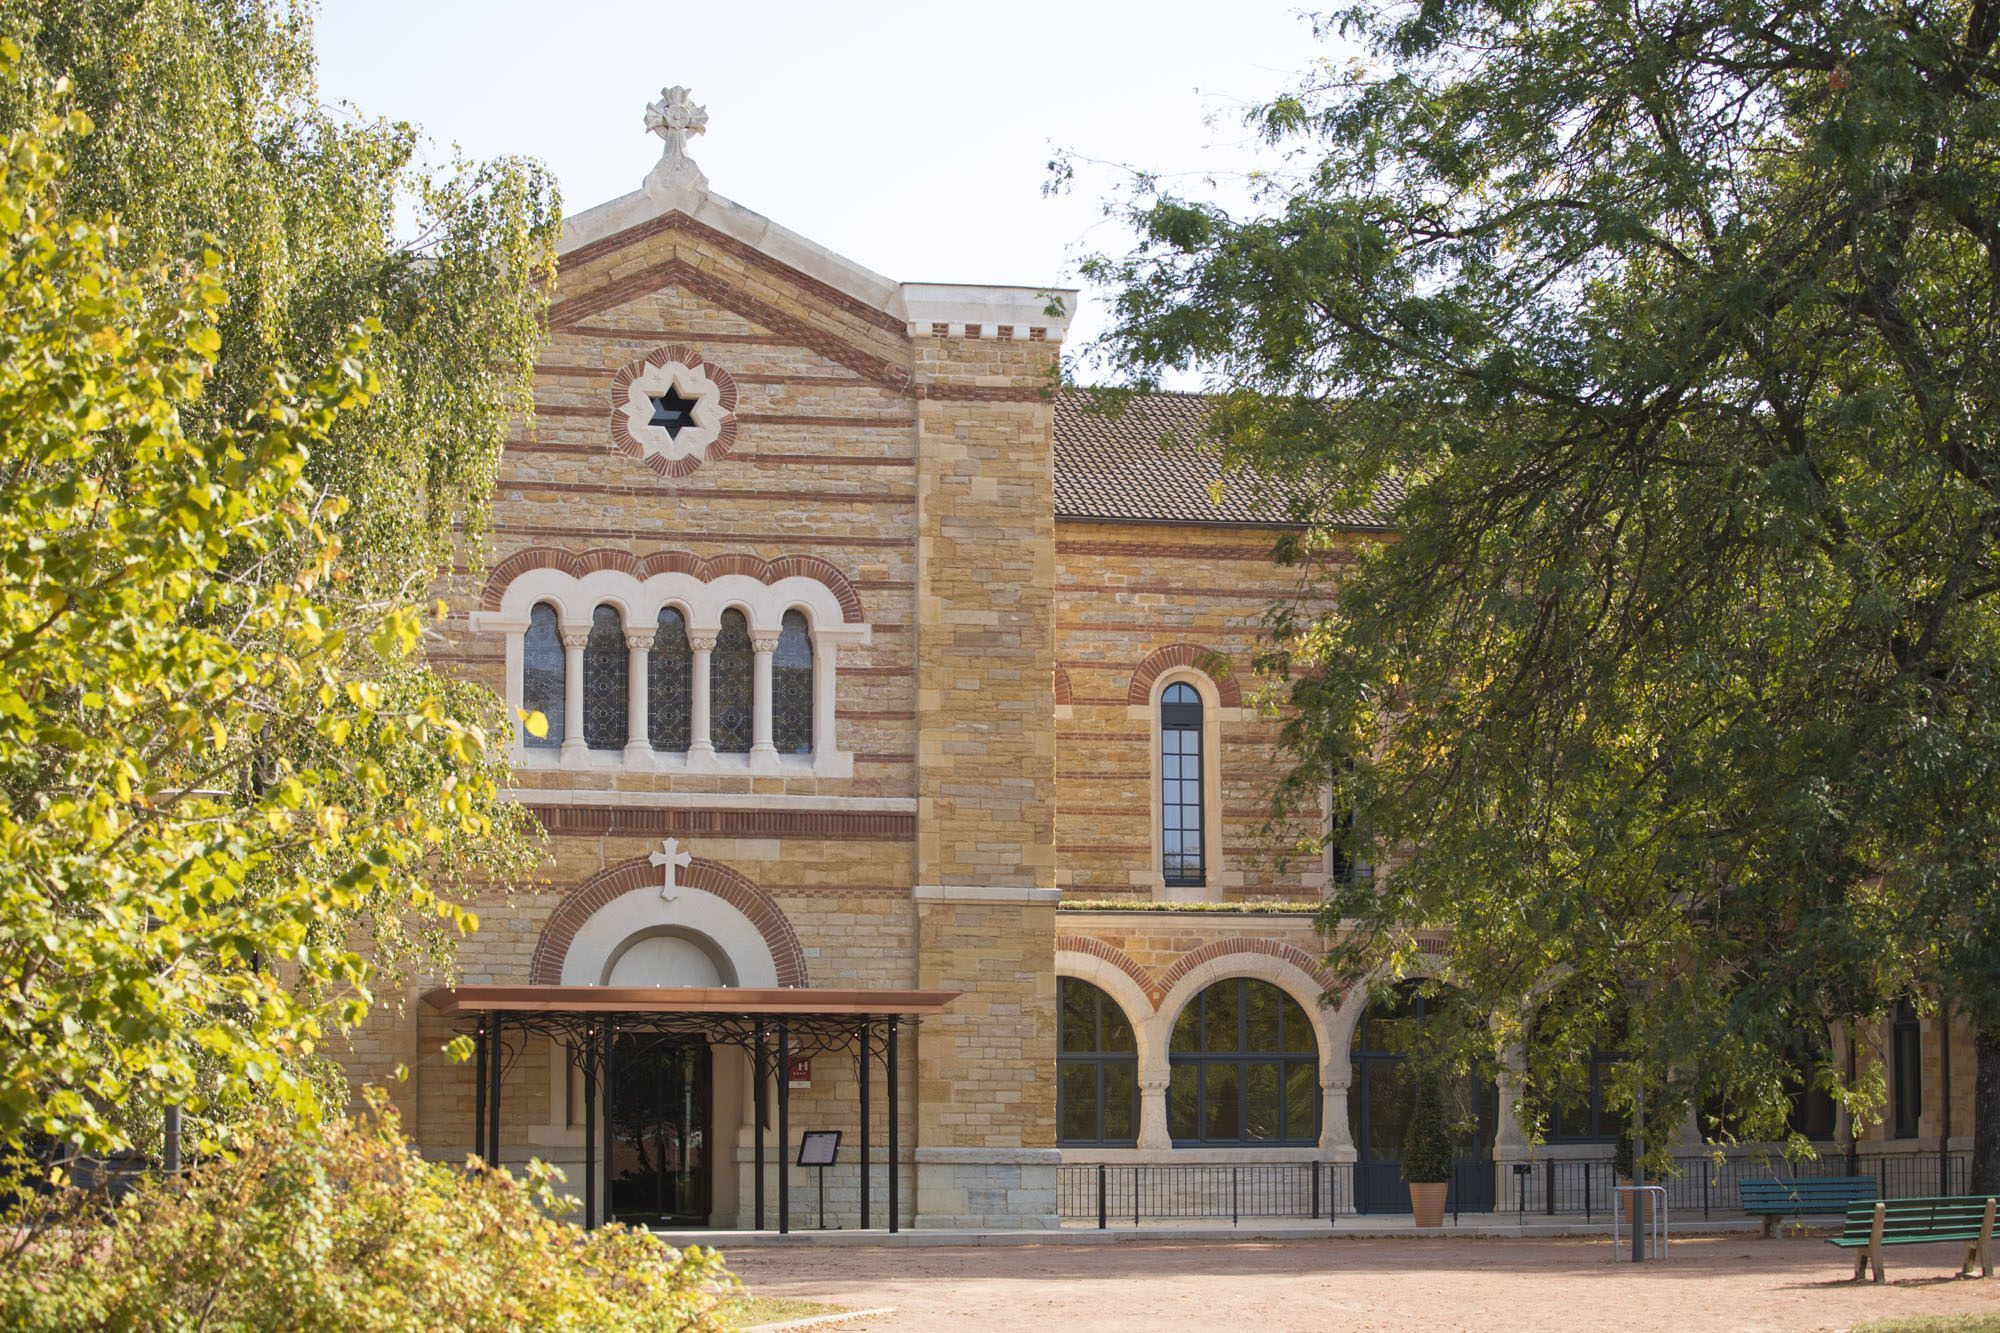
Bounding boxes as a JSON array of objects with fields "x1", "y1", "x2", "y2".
[
  {"x1": 1160, "y1": 682, "x2": 1204, "y2": 885},
  {"x1": 1057, "y1": 978, "x2": 1137, "y2": 1146},
  {"x1": 522, "y1": 602, "x2": 564, "y2": 750},
  {"x1": 772, "y1": 609, "x2": 814, "y2": 755},
  {"x1": 649, "y1": 607, "x2": 692, "y2": 752},
  {"x1": 582, "y1": 604, "x2": 628, "y2": 751},
  {"x1": 711, "y1": 609, "x2": 753, "y2": 753}
]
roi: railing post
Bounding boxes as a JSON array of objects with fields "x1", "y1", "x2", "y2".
[
  {"x1": 1232, "y1": 1167, "x2": 1240, "y2": 1226},
  {"x1": 1312, "y1": 1162, "x2": 1322, "y2": 1220},
  {"x1": 1098, "y1": 1164, "x2": 1107, "y2": 1231},
  {"x1": 1584, "y1": 1162, "x2": 1593, "y2": 1224},
  {"x1": 1546, "y1": 1159, "x2": 1554, "y2": 1216},
  {"x1": 1703, "y1": 1167, "x2": 1711, "y2": 1220}
]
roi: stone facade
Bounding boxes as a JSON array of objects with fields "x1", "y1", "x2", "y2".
[{"x1": 333, "y1": 97, "x2": 1979, "y2": 1232}]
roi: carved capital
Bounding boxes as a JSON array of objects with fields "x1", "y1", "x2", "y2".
[
  {"x1": 560, "y1": 627, "x2": 592, "y2": 651},
  {"x1": 750, "y1": 631, "x2": 782, "y2": 654},
  {"x1": 625, "y1": 632, "x2": 652, "y2": 651},
  {"x1": 687, "y1": 631, "x2": 719, "y2": 653}
]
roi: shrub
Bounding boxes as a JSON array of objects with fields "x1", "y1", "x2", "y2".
[
  {"x1": 1401, "y1": 1073, "x2": 1454, "y2": 1184},
  {"x1": 0, "y1": 1094, "x2": 737, "y2": 1332}
]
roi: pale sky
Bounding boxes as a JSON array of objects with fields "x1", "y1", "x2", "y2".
[{"x1": 311, "y1": 1, "x2": 1345, "y2": 368}]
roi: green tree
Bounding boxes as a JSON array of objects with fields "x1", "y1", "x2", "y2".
[
  {"x1": 0, "y1": 2, "x2": 558, "y2": 1155},
  {"x1": 0, "y1": 54, "x2": 521, "y2": 1160},
  {"x1": 1082, "y1": 3, "x2": 2000, "y2": 1185}
]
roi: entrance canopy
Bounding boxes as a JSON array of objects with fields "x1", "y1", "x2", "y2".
[
  {"x1": 427, "y1": 984, "x2": 957, "y2": 1235},
  {"x1": 422, "y1": 984, "x2": 957, "y2": 1017}
]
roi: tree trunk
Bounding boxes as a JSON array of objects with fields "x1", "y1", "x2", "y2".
[{"x1": 1973, "y1": 1023, "x2": 2000, "y2": 1196}]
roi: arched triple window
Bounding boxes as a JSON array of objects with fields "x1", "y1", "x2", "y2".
[
  {"x1": 1057, "y1": 978, "x2": 1138, "y2": 1146},
  {"x1": 1168, "y1": 978, "x2": 1318, "y2": 1145},
  {"x1": 710, "y1": 609, "x2": 753, "y2": 754},
  {"x1": 773, "y1": 610, "x2": 814, "y2": 755},
  {"x1": 489, "y1": 567, "x2": 858, "y2": 772},
  {"x1": 582, "y1": 604, "x2": 628, "y2": 750},
  {"x1": 1160, "y1": 682, "x2": 1205, "y2": 887},
  {"x1": 649, "y1": 608, "x2": 692, "y2": 752},
  {"x1": 522, "y1": 602, "x2": 565, "y2": 750}
]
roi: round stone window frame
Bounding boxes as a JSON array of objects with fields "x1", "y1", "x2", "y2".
[{"x1": 608, "y1": 343, "x2": 740, "y2": 478}]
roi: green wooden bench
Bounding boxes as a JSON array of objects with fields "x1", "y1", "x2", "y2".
[
  {"x1": 1827, "y1": 1196, "x2": 1996, "y2": 1282},
  {"x1": 1739, "y1": 1176, "x2": 1876, "y2": 1237}
]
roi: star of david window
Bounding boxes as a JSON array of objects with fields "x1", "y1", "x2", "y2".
[{"x1": 648, "y1": 386, "x2": 700, "y2": 438}]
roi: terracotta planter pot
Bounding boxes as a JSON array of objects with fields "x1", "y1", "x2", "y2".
[{"x1": 1409, "y1": 1180, "x2": 1449, "y2": 1227}]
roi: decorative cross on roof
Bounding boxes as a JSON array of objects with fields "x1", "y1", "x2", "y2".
[
  {"x1": 643, "y1": 85, "x2": 709, "y2": 196},
  {"x1": 649, "y1": 837, "x2": 693, "y2": 901}
]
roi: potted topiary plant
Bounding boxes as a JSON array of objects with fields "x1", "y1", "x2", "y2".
[
  {"x1": 1612, "y1": 1131, "x2": 1644, "y2": 1225},
  {"x1": 1403, "y1": 1072, "x2": 1454, "y2": 1227}
]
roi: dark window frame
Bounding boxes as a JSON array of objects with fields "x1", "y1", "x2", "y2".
[
  {"x1": 772, "y1": 608, "x2": 814, "y2": 756},
  {"x1": 522, "y1": 601, "x2": 565, "y2": 750},
  {"x1": 1891, "y1": 999, "x2": 1923, "y2": 1140},
  {"x1": 581, "y1": 603, "x2": 628, "y2": 751},
  {"x1": 710, "y1": 608, "x2": 754, "y2": 754},
  {"x1": 1056, "y1": 978, "x2": 1138, "y2": 1147},
  {"x1": 1168, "y1": 978, "x2": 1319, "y2": 1146},
  {"x1": 1160, "y1": 681, "x2": 1206, "y2": 887}
]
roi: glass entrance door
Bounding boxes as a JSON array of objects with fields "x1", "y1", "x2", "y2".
[
  {"x1": 607, "y1": 1037, "x2": 712, "y2": 1226},
  {"x1": 1348, "y1": 984, "x2": 1497, "y2": 1214}
]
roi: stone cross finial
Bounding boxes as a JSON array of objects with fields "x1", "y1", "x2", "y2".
[
  {"x1": 649, "y1": 836, "x2": 693, "y2": 902},
  {"x1": 643, "y1": 85, "x2": 709, "y2": 197}
]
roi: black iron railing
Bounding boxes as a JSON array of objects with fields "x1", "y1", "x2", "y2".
[
  {"x1": 1505, "y1": 1150, "x2": 1974, "y2": 1222},
  {"x1": 1058, "y1": 1163, "x2": 1360, "y2": 1226}
]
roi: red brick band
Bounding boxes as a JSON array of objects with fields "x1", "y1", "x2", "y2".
[
  {"x1": 1056, "y1": 934, "x2": 1165, "y2": 1009},
  {"x1": 478, "y1": 546, "x2": 866, "y2": 622},
  {"x1": 1127, "y1": 643, "x2": 1241, "y2": 708}
]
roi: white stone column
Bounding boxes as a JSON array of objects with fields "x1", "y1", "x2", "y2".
[
  {"x1": 811, "y1": 638, "x2": 837, "y2": 760},
  {"x1": 1137, "y1": 1075, "x2": 1172, "y2": 1151},
  {"x1": 1492, "y1": 1043, "x2": 1528, "y2": 1158},
  {"x1": 560, "y1": 625, "x2": 589, "y2": 762},
  {"x1": 624, "y1": 631, "x2": 650, "y2": 762},
  {"x1": 1320, "y1": 1064, "x2": 1356, "y2": 1161},
  {"x1": 688, "y1": 630, "x2": 716, "y2": 761},
  {"x1": 750, "y1": 629, "x2": 780, "y2": 770}
]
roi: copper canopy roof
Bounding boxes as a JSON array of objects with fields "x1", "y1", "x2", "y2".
[{"x1": 421, "y1": 985, "x2": 958, "y2": 1017}]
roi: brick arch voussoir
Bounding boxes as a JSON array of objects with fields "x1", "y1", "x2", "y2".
[
  {"x1": 1053, "y1": 664, "x2": 1073, "y2": 706},
  {"x1": 1056, "y1": 934, "x2": 1163, "y2": 1009},
  {"x1": 1155, "y1": 936, "x2": 1340, "y2": 1004},
  {"x1": 1128, "y1": 642, "x2": 1241, "y2": 708},
  {"x1": 479, "y1": 548, "x2": 867, "y2": 623},
  {"x1": 529, "y1": 856, "x2": 808, "y2": 988}
]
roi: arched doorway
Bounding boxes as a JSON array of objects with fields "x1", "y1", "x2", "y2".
[{"x1": 1348, "y1": 982, "x2": 1497, "y2": 1214}]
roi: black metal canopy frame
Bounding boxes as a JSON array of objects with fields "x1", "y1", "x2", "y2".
[{"x1": 428, "y1": 987, "x2": 955, "y2": 1235}]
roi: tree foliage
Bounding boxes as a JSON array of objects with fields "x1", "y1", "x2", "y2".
[
  {"x1": 0, "y1": 1093, "x2": 737, "y2": 1332},
  {"x1": 1082, "y1": 1, "x2": 2000, "y2": 1180},
  {"x1": 0, "y1": 51, "x2": 525, "y2": 1160}
]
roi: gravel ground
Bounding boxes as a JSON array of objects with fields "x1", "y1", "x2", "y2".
[{"x1": 721, "y1": 1234, "x2": 2000, "y2": 1332}]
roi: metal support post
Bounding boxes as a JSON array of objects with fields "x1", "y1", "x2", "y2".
[
  {"x1": 582, "y1": 1029, "x2": 597, "y2": 1230},
  {"x1": 858, "y1": 1020, "x2": 872, "y2": 1231},
  {"x1": 473, "y1": 1015, "x2": 487, "y2": 1164},
  {"x1": 487, "y1": 1013, "x2": 503, "y2": 1172},
  {"x1": 753, "y1": 1021, "x2": 767, "y2": 1230},
  {"x1": 778, "y1": 1019, "x2": 791, "y2": 1235},
  {"x1": 887, "y1": 1017, "x2": 900, "y2": 1234}
]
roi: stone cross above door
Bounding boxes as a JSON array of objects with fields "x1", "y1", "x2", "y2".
[{"x1": 650, "y1": 837, "x2": 693, "y2": 903}]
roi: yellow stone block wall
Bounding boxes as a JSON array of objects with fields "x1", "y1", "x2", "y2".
[{"x1": 1055, "y1": 520, "x2": 1364, "y2": 902}]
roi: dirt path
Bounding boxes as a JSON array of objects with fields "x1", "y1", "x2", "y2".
[{"x1": 721, "y1": 1234, "x2": 2000, "y2": 1332}]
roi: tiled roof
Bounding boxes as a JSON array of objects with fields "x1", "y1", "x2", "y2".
[{"x1": 1053, "y1": 389, "x2": 1398, "y2": 529}]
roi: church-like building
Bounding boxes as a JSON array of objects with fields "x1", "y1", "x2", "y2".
[{"x1": 340, "y1": 89, "x2": 1976, "y2": 1231}]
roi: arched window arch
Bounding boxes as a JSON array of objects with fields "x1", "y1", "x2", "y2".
[
  {"x1": 1525, "y1": 986, "x2": 1627, "y2": 1144},
  {"x1": 772, "y1": 609, "x2": 814, "y2": 755},
  {"x1": 1057, "y1": 977, "x2": 1138, "y2": 1146},
  {"x1": 1168, "y1": 978, "x2": 1317, "y2": 1145},
  {"x1": 1160, "y1": 681, "x2": 1205, "y2": 887},
  {"x1": 649, "y1": 607, "x2": 692, "y2": 752},
  {"x1": 710, "y1": 609, "x2": 753, "y2": 753},
  {"x1": 522, "y1": 602, "x2": 565, "y2": 750},
  {"x1": 581, "y1": 604, "x2": 628, "y2": 750}
]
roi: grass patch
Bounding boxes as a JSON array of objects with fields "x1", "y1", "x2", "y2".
[
  {"x1": 724, "y1": 1294, "x2": 855, "y2": 1329},
  {"x1": 1851, "y1": 1318, "x2": 2000, "y2": 1332}
]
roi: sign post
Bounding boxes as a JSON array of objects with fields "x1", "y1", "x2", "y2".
[{"x1": 798, "y1": 1130, "x2": 841, "y2": 1230}]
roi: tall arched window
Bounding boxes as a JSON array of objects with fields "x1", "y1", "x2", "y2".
[
  {"x1": 1058, "y1": 978, "x2": 1138, "y2": 1145},
  {"x1": 773, "y1": 609, "x2": 814, "y2": 755},
  {"x1": 1527, "y1": 986, "x2": 1626, "y2": 1144},
  {"x1": 1892, "y1": 998, "x2": 1923, "y2": 1139},
  {"x1": 649, "y1": 607, "x2": 692, "y2": 752},
  {"x1": 1168, "y1": 978, "x2": 1317, "y2": 1145},
  {"x1": 711, "y1": 609, "x2": 753, "y2": 753},
  {"x1": 522, "y1": 602, "x2": 565, "y2": 750},
  {"x1": 581, "y1": 604, "x2": 628, "y2": 750},
  {"x1": 1160, "y1": 682, "x2": 1205, "y2": 886}
]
